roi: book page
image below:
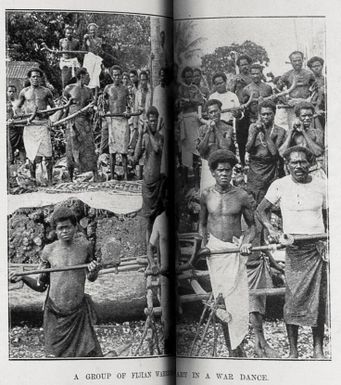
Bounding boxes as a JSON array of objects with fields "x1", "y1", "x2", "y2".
[
  {"x1": 0, "y1": 0, "x2": 175, "y2": 384},
  {"x1": 174, "y1": 0, "x2": 340, "y2": 384}
]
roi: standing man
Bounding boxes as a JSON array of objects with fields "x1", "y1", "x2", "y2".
[
  {"x1": 242, "y1": 64, "x2": 273, "y2": 102},
  {"x1": 209, "y1": 72, "x2": 243, "y2": 165},
  {"x1": 279, "y1": 51, "x2": 315, "y2": 129},
  {"x1": 177, "y1": 66, "x2": 204, "y2": 187},
  {"x1": 7, "y1": 85, "x2": 26, "y2": 163},
  {"x1": 199, "y1": 149, "x2": 255, "y2": 357},
  {"x1": 16, "y1": 68, "x2": 55, "y2": 185},
  {"x1": 103, "y1": 65, "x2": 130, "y2": 180},
  {"x1": 83, "y1": 23, "x2": 103, "y2": 56},
  {"x1": 233, "y1": 54, "x2": 253, "y2": 101},
  {"x1": 59, "y1": 25, "x2": 81, "y2": 87},
  {"x1": 64, "y1": 68, "x2": 98, "y2": 182},
  {"x1": 135, "y1": 106, "x2": 164, "y2": 243},
  {"x1": 9, "y1": 206, "x2": 103, "y2": 357},
  {"x1": 197, "y1": 99, "x2": 235, "y2": 191},
  {"x1": 257, "y1": 146, "x2": 328, "y2": 359},
  {"x1": 246, "y1": 100, "x2": 286, "y2": 203},
  {"x1": 279, "y1": 101, "x2": 324, "y2": 158},
  {"x1": 307, "y1": 56, "x2": 326, "y2": 128},
  {"x1": 193, "y1": 68, "x2": 210, "y2": 101},
  {"x1": 245, "y1": 100, "x2": 286, "y2": 357},
  {"x1": 133, "y1": 70, "x2": 152, "y2": 132}
]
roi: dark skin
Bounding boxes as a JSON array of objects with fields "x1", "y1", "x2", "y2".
[
  {"x1": 198, "y1": 103, "x2": 233, "y2": 156},
  {"x1": 135, "y1": 113, "x2": 163, "y2": 243},
  {"x1": 64, "y1": 71, "x2": 99, "y2": 182},
  {"x1": 103, "y1": 69, "x2": 130, "y2": 179},
  {"x1": 279, "y1": 108, "x2": 323, "y2": 157},
  {"x1": 17, "y1": 70, "x2": 55, "y2": 185},
  {"x1": 256, "y1": 151, "x2": 328, "y2": 358},
  {"x1": 199, "y1": 161, "x2": 255, "y2": 356},
  {"x1": 9, "y1": 219, "x2": 100, "y2": 312}
]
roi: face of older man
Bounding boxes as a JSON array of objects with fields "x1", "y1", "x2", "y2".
[
  {"x1": 290, "y1": 53, "x2": 303, "y2": 71},
  {"x1": 287, "y1": 151, "x2": 311, "y2": 183}
]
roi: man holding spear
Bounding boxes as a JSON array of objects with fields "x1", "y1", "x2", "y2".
[
  {"x1": 257, "y1": 146, "x2": 328, "y2": 359},
  {"x1": 199, "y1": 149, "x2": 255, "y2": 357},
  {"x1": 9, "y1": 206, "x2": 103, "y2": 357}
]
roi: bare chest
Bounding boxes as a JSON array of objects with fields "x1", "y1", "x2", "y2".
[{"x1": 207, "y1": 190, "x2": 243, "y2": 216}]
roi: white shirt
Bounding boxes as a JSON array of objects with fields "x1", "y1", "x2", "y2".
[
  {"x1": 209, "y1": 90, "x2": 240, "y2": 123},
  {"x1": 265, "y1": 175, "x2": 327, "y2": 234}
]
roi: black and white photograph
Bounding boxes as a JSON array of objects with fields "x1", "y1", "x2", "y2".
[
  {"x1": 6, "y1": 9, "x2": 172, "y2": 359},
  {"x1": 174, "y1": 16, "x2": 329, "y2": 360}
]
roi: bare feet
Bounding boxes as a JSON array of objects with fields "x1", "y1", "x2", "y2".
[
  {"x1": 313, "y1": 348, "x2": 325, "y2": 360},
  {"x1": 263, "y1": 344, "x2": 281, "y2": 359}
]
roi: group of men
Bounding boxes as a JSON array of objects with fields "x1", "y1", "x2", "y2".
[
  {"x1": 7, "y1": 24, "x2": 171, "y2": 187},
  {"x1": 193, "y1": 51, "x2": 327, "y2": 358},
  {"x1": 8, "y1": 23, "x2": 171, "y2": 358}
]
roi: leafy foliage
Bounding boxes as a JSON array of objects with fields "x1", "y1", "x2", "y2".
[
  {"x1": 6, "y1": 11, "x2": 151, "y2": 92},
  {"x1": 201, "y1": 40, "x2": 270, "y2": 87}
]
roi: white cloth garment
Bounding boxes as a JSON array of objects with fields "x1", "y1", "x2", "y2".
[
  {"x1": 82, "y1": 52, "x2": 103, "y2": 88},
  {"x1": 206, "y1": 234, "x2": 249, "y2": 350}
]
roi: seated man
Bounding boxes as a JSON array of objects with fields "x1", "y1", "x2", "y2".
[
  {"x1": 9, "y1": 207, "x2": 102, "y2": 358},
  {"x1": 199, "y1": 149, "x2": 255, "y2": 357}
]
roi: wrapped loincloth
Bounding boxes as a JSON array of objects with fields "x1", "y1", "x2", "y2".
[
  {"x1": 247, "y1": 256, "x2": 273, "y2": 315},
  {"x1": 284, "y1": 240, "x2": 327, "y2": 327},
  {"x1": 180, "y1": 112, "x2": 200, "y2": 168},
  {"x1": 141, "y1": 175, "x2": 166, "y2": 221},
  {"x1": 108, "y1": 117, "x2": 129, "y2": 154},
  {"x1": 44, "y1": 294, "x2": 103, "y2": 357},
  {"x1": 23, "y1": 120, "x2": 52, "y2": 162},
  {"x1": 247, "y1": 155, "x2": 278, "y2": 204},
  {"x1": 66, "y1": 116, "x2": 97, "y2": 172},
  {"x1": 206, "y1": 234, "x2": 249, "y2": 350}
]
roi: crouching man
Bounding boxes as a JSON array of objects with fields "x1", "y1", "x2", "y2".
[{"x1": 199, "y1": 149, "x2": 256, "y2": 357}]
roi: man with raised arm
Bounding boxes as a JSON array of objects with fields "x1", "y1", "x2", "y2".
[
  {"x1": 197, "y1": 99, "x2": 235, "y2": 191},
  {"x1": 16, "y1": 68, "x2": 55, "y2": 185},
  {"x1": 9, "y1": 207, "x2": 102, "y2": 357},
  {"x1": 64, "y1": 67, "x2": 98, "y2": 182},
  {"x1": 135, "y1": 106, "x2": 164, "y2": 243},
  {"x1": 199, "y1": 149, "x2": 255, "y2": 357},
  {"x1": 245, "y1": 99, "x2": 286, "y2": 357},
  {"x1": 257, "y1": 146, "x2": 328, "y2": 359}
]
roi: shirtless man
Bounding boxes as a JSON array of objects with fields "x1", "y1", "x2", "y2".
[
  {"x1": 279, "y1": 101, "x2": 324, "y2": 158},
  {"x1": 16, "y1": 68, "x2": 55, "y2": 185},
  {"x1": 103, "y1": 65, "x2": 130, "y2": 179},
  {"x1": 64, "y1": 68, "x2": 98, "y2": 182},
  {"x1": 135, "y1": 106, "x2": 164, "y2": 243},
  {"x1": 59, "y1": 25, "x2": 80, "y2": 87},
  {"x1": 9, "y1": 207, "x2": 102, "y2": 357},
  {"x1": 279, "y1": 51, "x2": 315, "y2": 129},
  {"x1": 197, "y1": 99, "x2": 235, "y2": 191},
  {"x1": 83, "y1": 23, "x2": 103, "y2": 56},
  {"x1": 199, "y1": 149, "x2": 255, "y2": 357}
]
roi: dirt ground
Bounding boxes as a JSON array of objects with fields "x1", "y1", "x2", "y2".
[
  {"x1": 9, "y1": 320, "x2": 165, "y2": 358},
  {"x1": 176, "y1": 319, "x2": 331, "y2": 360}
]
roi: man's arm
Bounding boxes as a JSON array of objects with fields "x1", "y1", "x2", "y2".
[
  {"x1": 86, "y1": 243, "x2": 101, "y2": 282},
  {"x1": 256, "y1": 198, "x2": 282, "y2": 243},
  {"x1": 15, "y1": 89, "x2": 26, "y2": 112},
  {"x1": 148, "y1": 128, "x2": 163, "y2": 153},
  {"x1": 199, "y1": 191, "x2": 209, "y2": 246},
  {"x1": 46, "y1": 89, "x2": 55, "y2": 109},
  {"x1": 240, "y1": 193, "x2": 256, "y2": 250},
  {"x1": 197, "y1": 123, "x2": 213, "y2": 157},
  {"x1": 278, "y1": 128, "x2": 295, "y2": 157},
  {"x1": 245, "y1": 123, "x2": 259, "y2": 152},
  {"x1": 301, "y1": 129, "x2": 323, "y2": 156}
]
